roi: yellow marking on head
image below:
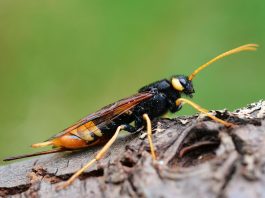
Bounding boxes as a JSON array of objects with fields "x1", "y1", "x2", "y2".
[
  {"x1": 188, "y1": 44, "x2": 258, "y2": 81},
  {"x1": 172, "y1": 78, "x2": 184, "y2": 91}
]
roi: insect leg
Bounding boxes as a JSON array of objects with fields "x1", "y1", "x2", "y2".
[
  {"x1": 123, "y1": 117, "x2": 144, "y2": 133},
  {"x1": 122, "y1": 124, "x2": 138, "y2": 133},
  {"x1": 57, "y1": 125, "x2": 126, "y2": 190},
  {"x1": 175, "y1": 98, "x2": 235, "y2": 127},
  {"x1": 143, "y1": 114, "x2": 156, "y2": 160}
]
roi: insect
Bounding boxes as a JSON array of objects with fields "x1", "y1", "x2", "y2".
[{"x1": 4, "y1": 44, "x2": 258, "y2": 189}]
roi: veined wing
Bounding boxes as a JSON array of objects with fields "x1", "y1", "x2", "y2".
[{"x1": 48, "y1": 91, "x2": 154, "y2": 140}]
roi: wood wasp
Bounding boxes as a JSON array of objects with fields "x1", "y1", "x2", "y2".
[{"x1": 4, "y1": 44, "x2": 258, "y2": 189}]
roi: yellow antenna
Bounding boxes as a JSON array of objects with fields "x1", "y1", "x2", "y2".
[{"x1": 188, "y1": 44, "x2": 258, "y2": 81}]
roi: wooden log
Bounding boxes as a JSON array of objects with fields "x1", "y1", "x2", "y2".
[{"x1": 1, "y1": 100, "x2": 265, "y2": 198}]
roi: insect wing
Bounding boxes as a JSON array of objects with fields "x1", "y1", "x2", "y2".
[{"x1": 48, "y1": 92, "x2": 153, "y2": 140}]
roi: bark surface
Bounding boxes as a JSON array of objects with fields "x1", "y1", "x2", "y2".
[{"x1": 1, "y1": 100, "x2": 265, "y2": 198}]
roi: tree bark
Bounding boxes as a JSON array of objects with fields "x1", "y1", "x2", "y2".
[{"x1": 1, "y1": 100, "x2": 265, "y2": 198}]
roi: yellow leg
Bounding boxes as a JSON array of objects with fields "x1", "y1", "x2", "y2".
[
  {"x1": 57, "y1": 125, "x2": 125, "y2": 190},
  {"x1": 143, "y1": 114, "x2": 157, "y2": 160},
  {"x1": 175, "y1": 98, "x2": 235, "y2": 127}
]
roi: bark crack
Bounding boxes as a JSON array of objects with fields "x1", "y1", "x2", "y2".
[{"x1": 1, "y1": 100, "x2": 265, "y2": 197}]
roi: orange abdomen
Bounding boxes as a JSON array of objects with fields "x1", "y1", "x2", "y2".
[
  {"x1": 52, "y1": 134, "x2": 89, "y2": 149},
  {"x1": 51, "y1": 121, "x2": 104, "y2": 149}
]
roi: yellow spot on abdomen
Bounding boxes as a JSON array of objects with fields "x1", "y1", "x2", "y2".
[
  {"x1": 77, "y1": 125, "x2": 94, "y2": 141},
  {"x1": 85, "y1": 122, "x2": 103, "y2": 137}
]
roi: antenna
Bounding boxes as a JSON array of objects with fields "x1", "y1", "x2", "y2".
[{"x1": 188, "y1": 44, "x2": 258, "y2": 81}]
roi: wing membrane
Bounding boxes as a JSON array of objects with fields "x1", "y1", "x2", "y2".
[{"x1": 49, "y1": 92, "x2": 153, "y2": 140}]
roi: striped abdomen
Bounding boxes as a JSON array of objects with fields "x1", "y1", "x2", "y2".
[
  {"x1": 55, "y1": 121, "x2": 104, "y2": 149},
  {"x1": 32, "y1": 121, "x2": 106, "y2": 149}
]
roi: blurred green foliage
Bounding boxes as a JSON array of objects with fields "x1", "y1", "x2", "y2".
[{"x1": 0, "y1": 1, "x2": 264, "y2": 164}]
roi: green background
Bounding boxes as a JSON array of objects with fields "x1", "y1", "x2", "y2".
[{"x1": 0, "y1": 1, "x2": 264, "y2": 164}]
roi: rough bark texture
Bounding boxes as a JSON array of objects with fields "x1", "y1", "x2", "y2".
[{"x1": 1, "y1": 100, "x2": 265, "y2": 198}]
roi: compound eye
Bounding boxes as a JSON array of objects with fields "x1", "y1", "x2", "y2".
[
  {"x1": 179, "y1": 78, "x2": 187, "y2": 86},
  {"x1": 172, "y1": 78, "x2": 184, "y2": 91}
]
